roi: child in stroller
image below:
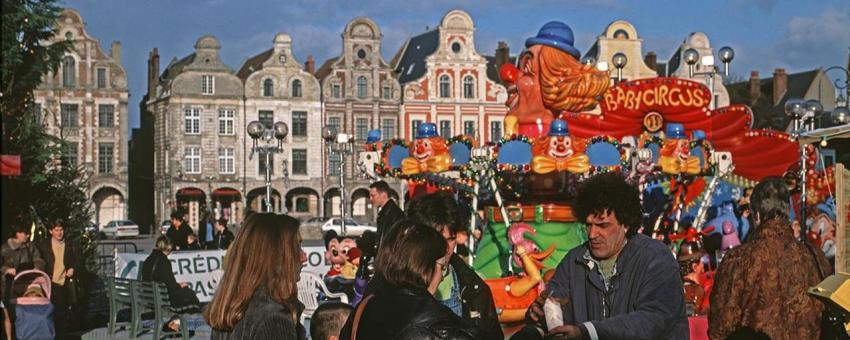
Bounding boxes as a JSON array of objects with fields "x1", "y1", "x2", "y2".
[{"x1": 9, "y1": 270, "x2": 54, "y2": 340}]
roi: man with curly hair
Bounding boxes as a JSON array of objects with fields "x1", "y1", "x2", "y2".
[{"x1": 515, "y1": 173, "x2": 688, "y2": 339}]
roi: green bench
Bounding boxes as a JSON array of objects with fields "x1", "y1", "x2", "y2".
[{"x1": 107, "y1": 277, "x2": 196, "y2": 339}]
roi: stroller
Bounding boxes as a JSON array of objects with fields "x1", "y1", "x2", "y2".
[{"x1": 9, "y1": 270, "x2": 54, "y2": 340}]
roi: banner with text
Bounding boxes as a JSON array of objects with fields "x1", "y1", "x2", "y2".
[{"x1": 114, "y1": 246, "x2": 330, "y2": 302}]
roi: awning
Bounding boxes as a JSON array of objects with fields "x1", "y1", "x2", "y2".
[
  {"x1": 797, "y1": 125, "x2": 850, "y2": 145},
  {"x1": 212, "y1": 188, "x2": 242, "y2": 197},
  {"x1": 176, "y1": 188, "x2": 205, "y2": 196}
]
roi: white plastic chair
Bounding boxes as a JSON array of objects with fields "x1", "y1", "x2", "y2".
[{"x1": 297, "y1": 272, "x2": 349, "y2": 324}]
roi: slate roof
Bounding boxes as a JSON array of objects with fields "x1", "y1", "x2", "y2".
[
  {"x1": 237, "y1": 48, "x2": 273, "y2": 80},
  {"x1": 314, "y1": 56, "x2": 340, "y2": 81},
  {"x1": 727, "y1": 69, "x2": 820, "y2": 130},
  {"x1": 484, "y1": 55, "x2": 516, "y2": 84},
  {"x1": 393, "y1": 29, "x2": 440, "y2": 84},
  {"x1": 160, "y1": 53, "x2": 195, "y2": 80}
]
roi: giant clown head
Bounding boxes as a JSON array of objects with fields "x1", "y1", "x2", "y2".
[{"x1": 500, "y1": 21, "x2": 609, "y2": 138}]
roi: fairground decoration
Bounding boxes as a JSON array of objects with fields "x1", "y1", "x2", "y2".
[{"x1": 354, "y1": 20, "x2": 838, "y2": 330}]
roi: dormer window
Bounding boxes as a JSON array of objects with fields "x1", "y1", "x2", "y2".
[
  {"x1": 291, "y1": 79, "x2": 302, "y2": 97},
  {"x1": 201, "y1": 75, "x2": 214, "y2": 95},
  {"x1": 263, "y1": 79, "x2": 274, "y2": 97},
  {"x1": 279, "y1": 54, "x2": 287, "y2": 63}
]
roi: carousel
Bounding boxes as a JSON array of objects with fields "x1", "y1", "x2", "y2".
[{"x1": 344, "y1": 20, "x2": 850, "y2": 336}]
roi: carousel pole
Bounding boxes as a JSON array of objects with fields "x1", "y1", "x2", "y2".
[{"x1": 490, "y1": 177, "x2": 514, "y2": 273}]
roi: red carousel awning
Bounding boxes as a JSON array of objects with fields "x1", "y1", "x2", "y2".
[
  {"x1": 176, "y1": 188, "x2": 205, "y2": 196},
  {"x1": 212, "y1": 188, "x2": 241, "y2": 197}
]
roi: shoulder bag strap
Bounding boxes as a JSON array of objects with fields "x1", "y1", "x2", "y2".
[{"x1": 351, "y1": 294, "x2": 374, "y2": 340}]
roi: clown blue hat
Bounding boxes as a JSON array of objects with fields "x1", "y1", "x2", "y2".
[
  {"x1": 416, "y1": 122, "x2": 438, "y2": 139},
  {"x1": 366, "y1": 129, "x2": 381, "y2": 143},
  {"x1": 526, "y1": 21, "x2": 581, "y2": 59},
  {"x1": 666, "y1": 123, "x2": 687, "y2": 139},
  {"x1": 549, "y1": 119, "x2": 569, "y2": 137},
  {"x1": 692, "y1": 130, "x2": 706, "y2": 141}
]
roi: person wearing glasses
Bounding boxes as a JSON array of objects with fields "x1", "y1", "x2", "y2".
[{"x1": 339, "y1": 219, "x2": 478, "y2": 339}]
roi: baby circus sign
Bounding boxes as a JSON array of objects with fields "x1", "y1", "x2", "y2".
[{"x1": 600, "y1": 78, "x2": 712, "y2": 114}]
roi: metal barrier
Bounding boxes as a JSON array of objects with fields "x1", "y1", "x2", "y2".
[{"x1": 96, "y1": 241, "x2": 139, "y2": 277}]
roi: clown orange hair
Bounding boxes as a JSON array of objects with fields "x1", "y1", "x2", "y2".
[
  {"x1": 419, "y1": 137, "x2": 448, "y2": 155},
  {"x1": 660, "y1": 139, "x2": 679, "y2": 157},
  {"x1": 532, "y1": 136, "x2": 587, "y2": 156},
  {"x1": 538, "y1": 45, "x2": 610, "y2": 112}
]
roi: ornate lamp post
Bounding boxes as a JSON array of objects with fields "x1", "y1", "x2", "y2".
[
  {"x1": 785, "y1": 98, "x2": 825, "y2": 231},
  {"x1": 322, "y1": 126, "x2": 354, "y2": 235},
  {"x1": 247, "y1": 120, "x2": 288, "y2": 212},
  {"x1": 684, "y1": 46, "x2": 735, "y2": 110}
]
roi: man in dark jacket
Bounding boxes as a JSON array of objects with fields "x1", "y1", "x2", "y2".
[
  {"x1": 206, "y1": 218, "x2": 234, "y2": 250},
  {"x1": 407, "y1": 191, "x2": 503, "y2": 340},
  {"x1": 36, "y1": 219, "x2": 80, "y2": 337},
  {"x1": 520, "y1": 173, "x2": 688, "y2": 339},
  {"x1": 369, "y1": 181, "x2": 403, "y2": 248},
  {"x1": 709, "y1": 177, "x2": 831, "y2": 340},
  {"x1": 165, "y1": 211, "x2": 192, "y2": 251}
]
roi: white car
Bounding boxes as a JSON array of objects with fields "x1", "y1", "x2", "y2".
[
  {"x1": 102, "y1": 220, "x2": 140, "y2": 239},
  {"x1": 320, "y1": 218, "x2": 377, "y2": 237}
]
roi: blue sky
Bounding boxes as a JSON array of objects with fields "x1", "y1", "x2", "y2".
[{"x1": 62, "y1": 0, "x2": 850, "y2": 134}]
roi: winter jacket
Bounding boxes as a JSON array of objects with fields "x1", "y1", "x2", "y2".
[
  {"x1": 1, "y1": 238, "x2": 46, "y2": 302},
  {"x1": 36, "y1": 238, "x2": 80, "y2": 281},
  {"x1": 211, "y1": 288, "x2": 306, "y2": 340},
  {"x1": 141, "y1": 249, "x2": 199, "y2": 310},
  {"x1": 547, "y1": 233, "x2": 689, "y2": 339},
  {"x1": 166, "y1": 223, "x2": 192, "y2": 251},
  {"x1": 339, "y1": 285, "x2": 480, "y2": 340},
  {"x1": 376, "y1": 199, "x2": 404, "y2": 247},
  {"x1": 449, "y1": 254, "x2": 503, "y2": 340},
  {"x1": 709, "y1": 218, "x2": 831, "y2": 340},
  {"x1": 207, "y1": 229, "x2": 235, "y2": 250}
]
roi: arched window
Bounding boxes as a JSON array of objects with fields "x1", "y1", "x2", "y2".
[
  {"x1": 463, "y1": 76, "x2": 475, "y2": 99},
  {"x1": 439, "y1": 75, "x2": 451, "y2": 98},
  {"x1": 263, "y1": 79, "x2": 274, "y2": 97},
  {"x1": 357, "y1": 76, "x2": 367, "y2": 99},
  {"x1": 291, "y1": 79, "x2": 302, "y2": 97},
  {"x1": 613, "y1": 29, "x2": 630, "y2": 40},
  {"x1": 62, "y1": 56, "x2": 76, "y2": 87}
]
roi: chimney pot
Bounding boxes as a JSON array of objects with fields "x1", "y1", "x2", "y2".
[
  {"x1": 773, "y1": 68, "x2": 788, "y2": 106},
  {"x1": 306, "y1": 55, "x2": 315, "y2": 74}
]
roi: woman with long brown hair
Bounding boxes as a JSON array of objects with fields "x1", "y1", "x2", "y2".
[{"x1": 205, "y1": 213, "x2": 307, "y2": 340}]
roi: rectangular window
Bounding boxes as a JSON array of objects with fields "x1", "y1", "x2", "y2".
[
  {"x1": 332, "y1": 84, "x2": 341, "y2": 98},
  {"x1": 218, "y1": 148, "x2": 235, "y2": 174},
  {"x1": 382, "y1": 86, "x2": 391, "y2": 99},
  {"x1": 185, "y1": 147, "x2": 201, "y2": 174},
  {"x1": 97, "y1": 68, "x2": 107, "y2": 89},
  {"x1": 98, "y1": 143, "x2": 114, "y2": 174},
  {"x1": 258, "y1": 110, "x2": 274, "y2": 128},
  {"x1": 292, "y1": 149, "x2": 307, "y2": 175},
  {"x1": 328, "y1": 117, "x2": 341, "y2": 132},
  {"x1": 60, "y1": 104, "x2": 78, "y2": 127},
  {"x1": 258, "y1": 151, "x2": 274, "y2": 175},
  {"x1": 201, "y1": 75, "x2": 214, "y2": 95},
  {"x1": 381, "y1": 119, "x2": 395, "y2": 139},
  {"x1": 218, "y1": 108, "x2": 235, "y2": 135},
  {"x1": 412, "y1": 120, "x2": 422, "y2": 139},
  {"x1": 292, "y1": 111, "x2": 307, "y2": 137},
  {"x1": 62, "y1": 142, "x2": 78, "y2": 168},
  {"x1": 329, "y1": 152, "x2": 341, "y2": 176},
  {"x1": 32, "y1": 103, "x2": 42, "y2": 124},
  {"x1": 356, "y1": 118, "x2": 369, "y2": 141},
  {"x1": 490, "y1": 121, "x2": 503, "y2": 142},
  {"x1": 464, "y1": 121, "x2": 476, "y2": 136},
  {"x1": 439, "y1": 120, "x2": 452, "y2": 137},
  {"x1": 295, "y1": 197, "x2": 310, "y2": 212},
  {"x1": 184, "y1": 107, "x2": 201, "y2": 134},
  {"x1": 98, "y1": 104, "x2": 114, "y2": 127}
]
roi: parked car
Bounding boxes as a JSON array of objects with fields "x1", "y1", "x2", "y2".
[
  {"x1": 160, "y1": 220, "x2": 171, "y2": 235},
  {"x1": 101, "y1": 220, "x2": 140, "y2": 239},
  {"x1": 320, "y1": 218, "x2": 376, "y2": 237}
]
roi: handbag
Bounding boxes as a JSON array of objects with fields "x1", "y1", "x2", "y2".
[
  {"x1": 65, "y1": 276, "x2": 85, "y2": 305},
  {"x1": 803, "y1": 241, "x2": 849, "y2": 340},
  {"x1": 351, "y1": 295, "x2": 374, "y2": 340}
]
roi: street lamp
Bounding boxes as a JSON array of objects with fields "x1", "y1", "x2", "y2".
[
  {"x1": 785, "y1": 97, "x2": 825, "y2": 234},
  {"x1": 247, "y1": 120, "x2": 288, "y2": 213},
  {"x1": 612, "y1": 52, "x2": 627, "y2": 83},
  {"x1": 322, "y1": 126, "x2": 354, "y2": 235},
  {"x1": 683, "y1": 46, "x2": 735, "y2": 109}
]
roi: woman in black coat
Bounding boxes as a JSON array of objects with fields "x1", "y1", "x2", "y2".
[
  {"x1": 141, "y1": 236, "x2": 200, "y2": 312},
  {"x1": 339, "y1": 219, "x2": 479, "y2": 340}
]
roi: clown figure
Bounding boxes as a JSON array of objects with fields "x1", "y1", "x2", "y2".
[
  {"x1": 401, "y1": 122, "x2": 451, "y2": 175},
  {"x1": 659, "y1": 123, "x2": 701, "y2": 175},
  {"x1": 531, "y1": 119, "x2": 590, "y2": 174}
]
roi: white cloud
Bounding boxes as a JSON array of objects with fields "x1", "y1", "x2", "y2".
[{"x1": 778, "y1": 8, "x2": 850, "y2": 69}]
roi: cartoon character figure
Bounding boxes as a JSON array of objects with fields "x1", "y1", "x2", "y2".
[
  {"x1": 499, "y1": 21, "x2": 609, "y2": 138},
  {"x1": 401, "y1": 122, "x2": 451, "y2": 175},
  {"x1": 485, "y1": 223, "x2": 555, "y2": 323},
  {"x1": 340, "y1": 247, "x2": 361, "y2": 280},
  {"x1": 659, "y1": 123, "x2": 701, "y2": 175},
  {"x1": 323, "y1": 232, "x2": 358, "y2": 278},
  {"x1": 530, "y1": 119, "x2": 590, "y2": 174},
  {"x1": 720, "y1": 221, "x2": 741, "y2": 250}
]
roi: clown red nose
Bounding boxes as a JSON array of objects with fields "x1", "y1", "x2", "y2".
[{"x1": 500, "y1": 63, "x2": 519, "y2": 85}]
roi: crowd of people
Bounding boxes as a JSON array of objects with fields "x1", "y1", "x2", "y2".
[{"x1": 0, "y1": 172, "x2": 837, "y2": 339}]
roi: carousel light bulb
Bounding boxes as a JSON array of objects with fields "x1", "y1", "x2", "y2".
[{"x1": 820, "y1": 137, "x2": 827, "y2": 147}]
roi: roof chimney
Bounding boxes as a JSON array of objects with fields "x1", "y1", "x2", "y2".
[
  {"x1": 495, "y1": 41, "x2": 510, "y2": 73},
  {"x1": 644, "y1": 52, "x2": 657, "y2": 72},
  {"x1": 749, "y1": 71, "x2": 760, "y2": 103},
  {"x1": 111, "y1": 41, "x2": 122, "y2": 64},
  {"x1": 772, "y1": 68, "x2": 787, "y2": 105},
  {"x1": 147, "y1": 48, "x2": 160, "y2": 96},
  {"x1": 306, "y1": 55, "x2": 315, "y2": 74}
]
